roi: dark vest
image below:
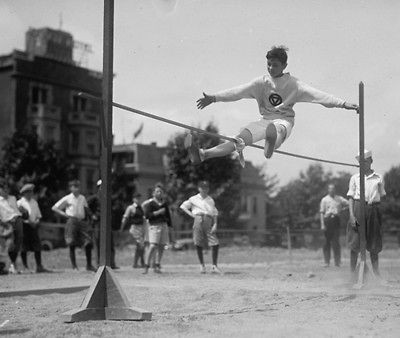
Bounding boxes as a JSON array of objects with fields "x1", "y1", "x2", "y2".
[{"x1": 129, "y1": 204, "x2": 144, "y2": 225}]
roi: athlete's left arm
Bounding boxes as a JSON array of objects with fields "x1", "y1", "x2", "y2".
[{"x1": 296, "y1": 81, "x2": 358, "y2": 110}]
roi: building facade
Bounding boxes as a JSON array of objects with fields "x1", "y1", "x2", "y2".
[{"x1": 0, "y1": 27, "x2": 102, "y2": 194}]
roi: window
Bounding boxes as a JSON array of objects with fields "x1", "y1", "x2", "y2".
[
  {"x1": 44, "y1": 125, "x2": 56, "y2": 141},
  {"x1": 73, "y1": 95, "x2": 88, "y2": 112},
  {"x1": 71, "y1": 131, "x2": 80, "y2": 152},
  {"x1": 126, "y1": 151, "x2": 135, "y2": 164},
  {"x1": 253, "y1": 196, "x2": 258, "y2": 215},
  {"x1": 31, "y1": 86, "x2": 49, "y2": 104},
  {"x1": 86, "y1": 169, "x2": 95, "y2": 193},
  {"x1": 240, "y1": 195, "x2": 248, "y2": 213},
  {"x1": 86, "y1": 130, "x2": 97, "y2": 155}
]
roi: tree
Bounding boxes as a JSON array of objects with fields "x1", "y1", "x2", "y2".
[
  {"x1": 271, "y1": 163, "x2": 352, "y2": 229},
  {"x1": 381, "y1": 165, "x2": 400, "y2": 228},
  {"x1": 0, "y1": 128, "x2": 71, "y2": 220},
  {"x1": 164, "y1": 122, "x2": 242, "y2": 228}
]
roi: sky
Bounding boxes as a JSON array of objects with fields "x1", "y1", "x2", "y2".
[{"x1": 1, "y1": 0, "x2": 399, "y2": 185}]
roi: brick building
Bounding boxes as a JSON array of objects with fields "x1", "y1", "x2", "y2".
[{"x1": 0, "y1": 27, "x2": 101, "y2": 193}]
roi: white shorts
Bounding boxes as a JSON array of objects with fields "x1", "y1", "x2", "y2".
[
  {"x1": 242, "y1": 118, "x2": 294, "y2": 144},
  {"x1": 148, "y1": 223, "x2": 169, "y2": 245}
]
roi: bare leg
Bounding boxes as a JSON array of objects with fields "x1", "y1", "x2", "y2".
[
  {"x1": 274, "y1": 124, "x2": 287, "y2": 149},
  {"x1": 203, "y1": 129, "x2": 253, "y2": 160}
]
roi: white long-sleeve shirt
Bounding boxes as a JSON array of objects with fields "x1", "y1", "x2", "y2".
[{"x1": 214, "y1": 73, "x2": 345, "y2": 119}]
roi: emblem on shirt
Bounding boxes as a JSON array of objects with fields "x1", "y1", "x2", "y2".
[{"x1": 268, "y1": 93, "x2": 283, "y2": 106}]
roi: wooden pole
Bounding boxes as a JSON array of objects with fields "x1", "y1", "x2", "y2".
[
  {"x1": 62, "y1": 0, "x2": 151, "y2": 321},
  {"x1": 355, "y1": 81, "x2": 367, "y2": 288},
  {"x1": 99, "y1": 0, "x2": 113, "y2": 267},
  {"x1": 286, "y1": 225, "x2": 292, "y2": 264}
]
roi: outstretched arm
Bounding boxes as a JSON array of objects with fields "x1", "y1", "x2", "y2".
[
  {"x1": 297, "y1": 81, "x2": 358, "y2": 111},
  {"x1": 196, "y1": 77, "x2": 262, "y2": 110},
  {"x1": 196, "y1": 92, "x2": 216, "y2": 110}
]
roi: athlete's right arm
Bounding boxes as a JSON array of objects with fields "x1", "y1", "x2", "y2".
[{"x1": 196, "y1": 77, "x2": 261, "y2": 109}]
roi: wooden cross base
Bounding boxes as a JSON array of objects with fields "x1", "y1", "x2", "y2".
[{"x1": 62, "y1": 266, "x2": 152, "y2": 322}]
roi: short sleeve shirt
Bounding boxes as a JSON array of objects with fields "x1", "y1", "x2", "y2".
[
  {"x1": 320, "y1": 195, "x2": 348, "y2": 217},
  {"x1": 0, "y1": 195, "x2": 21, "y2": 222},
  {"x1": 17, "y1": 197, "x2": 42, "y2": 223},
  {"x1": 54, "y1": 193, "x2": 88, "y2": 220},
  {"x1": 347, "y1": 172, "x2": 386, "y2": 203},
  {"x1": 180, "y1": 194, "x2": 219, "y2": 217}
]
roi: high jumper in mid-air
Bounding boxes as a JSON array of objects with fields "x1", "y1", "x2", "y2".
[{"x1": 190, "y1": 46, "x2": 359, "y2": 165}]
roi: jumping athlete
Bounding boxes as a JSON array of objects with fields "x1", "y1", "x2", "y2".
[{"x1": 190, "y1": 46, "x2": 358, "y2": 164}]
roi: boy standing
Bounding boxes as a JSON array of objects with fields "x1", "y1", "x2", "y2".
[
  {"x1": 180, "y1": 181, "x2": 222, "y2": 274},
  {"x1": 17, "y1": 183, "x2": 49, "y2": 273},
  {"x1": 142, "y1": 184, "x2": 171, "y2": 274},
  {"x1": 320, "y1": 184, "x2": 349, "y2": 268},
  {"x1": 120, "y1": 193, "x2": 145, "y2": 268},
  {"x1": 192, "y1": 46, "x2": 358, "y2": 165},
  {"x1": 52, "y1": 180, "x2": 96, "y2": 272},
  {"x1": 347, "y1": 150, "x2": 386, "y2": 278},
  {"x1": 0, "y1": 181, "x2": 23, "y2": 274}
]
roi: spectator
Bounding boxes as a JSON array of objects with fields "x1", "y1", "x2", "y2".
[
  {"x1": 0, "y1": 180, "x2": 23, "y2": 274},
  {"x1": 17, "y1": 183, "x2": 50, "y2": 273}
]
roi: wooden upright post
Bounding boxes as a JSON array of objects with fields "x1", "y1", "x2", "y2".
[
  {"x1": 355, "y1": 81, "x2": 368, "y2": 288},
  {"x1": 62, "y1": 0, "x2": 151, "y2": 321}
]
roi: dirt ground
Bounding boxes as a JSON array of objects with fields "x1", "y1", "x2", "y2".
[{"x1": 1, "y1": 246, "x2": 400, "y2": 338}]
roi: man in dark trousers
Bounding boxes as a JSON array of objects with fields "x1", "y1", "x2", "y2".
[
  {"x1": 320, "y1": 184, "x2": 348, "y2": 267},
  {"x1": 347, "y1": 150, "x2": 386, "y2": 278},
  {"x1": 87, "y1": 179, "x2": 118, "y2": 269}
]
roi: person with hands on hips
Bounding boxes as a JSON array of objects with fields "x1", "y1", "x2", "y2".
[{"x1": 180, "y1": 181, "x2": 222, "y2": 274}]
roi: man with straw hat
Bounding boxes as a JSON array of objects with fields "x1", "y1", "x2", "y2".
[{"x1": 347, "y1": 150, "x2": 386, "y2": 279}]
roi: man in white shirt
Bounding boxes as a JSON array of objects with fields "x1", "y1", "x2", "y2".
[
  {"x1": 52, "y1": 180, "x2": 95, "y2": 272},
  {"x1": 180, "y1": 181, "x2": 222, "y2": 274},
  {"x1": 347, "y1": 150, "x2": 386, "y2": 277},
  {"x1": 17, "y1": 183, "x2": 50, "y2": 273},
  {"x1": 0, "y1": 180, "x2": 23, "y2": 274},
  {"x1": 320, "y1": 184, "x2": 349, "y2": 267}
]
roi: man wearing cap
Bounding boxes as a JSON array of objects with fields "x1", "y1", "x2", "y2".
[
  {"x1": 87, "y1": 179, "x2": 118, "y2": 269},
  {"x1": 320, "y1": 184, "x2": 349, "y2": 267},
  {"x1": 120, "y1": 192, "x2": 145, "y2": 268},
  {"x1": 347, "y1": 150, "x2": 386, "y2": 278},
  {"x1": 180, "y1": 181, "x2": 222, "y2": 274},
  {"x1": 0, "y1": 180, "x2": 23, "y2": 274},
  {"x1": 17, "y1": 184, "x2": 49, "y2": 273}
]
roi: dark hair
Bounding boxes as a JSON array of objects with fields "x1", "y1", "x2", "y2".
[
  {"x1": 153, "y1": 182, "x2": 165, "y2": 192},
  {"x1": 266, "y1": 45, "x2": 289, "y2": 64},
  {"x1": 198, "y1": 180, "x2": 210, "y2": 188},
  {"x1": 68, "y1": 179, "x2": 81, "y2": 187}
]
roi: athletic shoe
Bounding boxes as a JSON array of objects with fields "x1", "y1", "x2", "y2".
[
  {"x1": 21, "y1": 265, "x2": 33, "y2": 274},
  {"x1": 111, "y1": 265, "x2": 120, "y2": 270},
  {"x1": 264, "y1": 123, "x2": 277, "y2": 159},
  {"x1": 8, "y1": 263, "x2": 19, "y2": 274},
  {"x1": 211, "y1": 265, "x2": 223, "y2": 275},
  {"x1": 154, "y1": 264, "x2": 162, "y2": 274},
  {"x1": 200, "y1": 265, "x2": 206, "y2": 274},
  {"x1": 36, "y1": 266, "x2": 51, "y2": 273},
  {"x1": 142, "y1": 265, "x2": 149, "y2": 275},
  {"x1": 86, "y1": 265, "x2": 97, "y2": 272}
]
